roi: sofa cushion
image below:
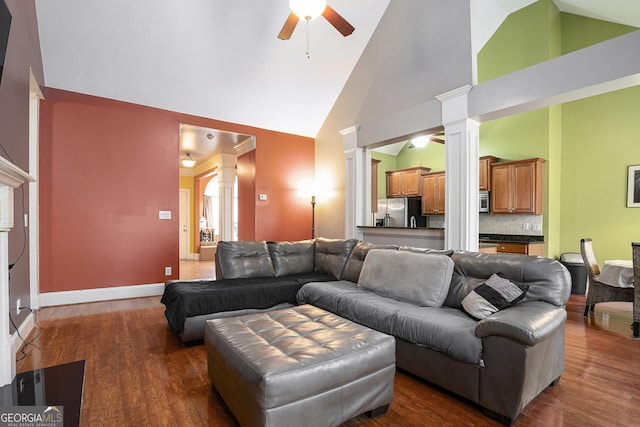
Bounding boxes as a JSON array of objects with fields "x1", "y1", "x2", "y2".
[
  {"x1": 267, "y1": 240, "x2": 315, "y2": 277},
  {"x1": 461, "y1": 273, "x2": 529, "y2": 320},
  {"x1": 216, "y1": 241, "x2": 275, "y2": 279},
  {"x1": 313, "y1": 238, "x2": 357, "y2": 279},
  {"x1": 340, "y1": 241, "x2": 397, "y2": 283},
  {"x1": 357, "y1": 249, "x2": 454, "y2": 307},
  {"x1": 398, "y1": 246, "x2": 454, "y2": 256},
  {"x1": 297, "y1": 280, "x2": 483, "y2": 364}
]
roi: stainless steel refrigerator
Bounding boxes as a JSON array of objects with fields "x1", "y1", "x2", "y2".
[{"x1": 376, "y1": 197, "x2": 425, "y2": 227}]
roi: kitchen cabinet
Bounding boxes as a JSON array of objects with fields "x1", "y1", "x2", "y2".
[
  {"x1": 490, "y1": 158, "x2": 546, "y2": 214},
  {"x1": 479, "y1": 244, "x2": 498, "y2": 254},
  {"x1": 386, "y1": 166, "x2": 431, "y2": 197},
  {"x1": 479, "y1": 155, "x2": 499, "y2": 191},
  {"x1": 421, "y1": 172, "x2": 445, "y2": 215},
  {"x1": 495, "y1": 242, "x2": 544, "y2": 256}
]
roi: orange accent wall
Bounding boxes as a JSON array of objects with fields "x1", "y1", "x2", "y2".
[
  {"x1": 254, "y1": 135, "x2": 315, "y2": 241},
  {"x1": 237, "y1": 151, "x2": 256, "y2": 240},
  {"x1": 39, "y1": 88, "x2": 315, "y2": 292},
  {"x1": 39, "y1": 90, "x2": 180, "y2": 291}
]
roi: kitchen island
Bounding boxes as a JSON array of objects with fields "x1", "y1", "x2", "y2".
[{"x1": 358, "y1": 226, "x2": 500, "y2": 253}]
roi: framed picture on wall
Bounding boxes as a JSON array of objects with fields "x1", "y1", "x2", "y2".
[{"x1": 627, "y1": 165, "x2": 640, "y2": 207}]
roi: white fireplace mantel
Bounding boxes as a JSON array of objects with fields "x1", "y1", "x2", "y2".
[{"x1": 0, "y1": 156, "x2": 35, "y2": 386}]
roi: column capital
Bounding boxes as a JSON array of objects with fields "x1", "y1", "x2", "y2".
[
  {"x1": 341, "y1": 126, "x2": 361, "y2": 152},
  {"x1": 436, "y1": 85, "x2": 473, "y2": 126},
  {"x1": 339, "y1": 125, "x2": 360, "y2": 136}
]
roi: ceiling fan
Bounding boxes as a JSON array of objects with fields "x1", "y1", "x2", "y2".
[
  {"x1": 408, "y1": 132, "x2": 446, "y2": 148},
  {"x1": 278, "y1": 0, "x2": 355, "y2": 40}
]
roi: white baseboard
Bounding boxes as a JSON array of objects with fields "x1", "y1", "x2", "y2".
[
  {"x1": 12, "y1": 311, "x2": 35, "y2": 357},
  {"x1": 40, "y1": 283, "x2": 165, "y2": 307}
]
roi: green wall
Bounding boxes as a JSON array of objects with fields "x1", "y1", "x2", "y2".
[
  {"x1": 560, "y1": 87, "x2": 640, "y2": 260},
  {"x1": 477, "y1": 0, "x2": 638, "y2": 261},
  {"x1": 477, "y1": 0, "x2": 561, "y2": 83}
]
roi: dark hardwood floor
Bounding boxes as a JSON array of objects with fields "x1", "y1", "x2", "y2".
[{"x1": 16, "y1": 286, "x2": 640, "y2": 426}]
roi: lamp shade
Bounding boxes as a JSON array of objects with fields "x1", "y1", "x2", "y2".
[
  {"x1": 289, "y1": 0, "x2": 327, "y2": 20},
  {"x1": 181, "y1": 153, "x2": 196, "y2": 168}
]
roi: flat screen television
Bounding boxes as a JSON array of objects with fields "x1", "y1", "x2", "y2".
[{"x1": 0, "y1": 0, "x2": 11, "y2": 84}]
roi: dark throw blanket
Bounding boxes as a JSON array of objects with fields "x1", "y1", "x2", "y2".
[{"x1": 161, "y1": 272, "x2": 336, "y2": 333}]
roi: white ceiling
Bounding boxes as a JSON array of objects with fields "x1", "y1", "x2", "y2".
[{"x1": 35, "y1": 0, "x2": 639, "y2": 163}]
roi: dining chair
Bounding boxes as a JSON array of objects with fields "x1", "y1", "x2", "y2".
[
  {"x1": 581, "y1": 238, "x2": 634, "y2": 317},
  {"x1": 631, "y1": 242, "x2": 640, "y2": 338}
]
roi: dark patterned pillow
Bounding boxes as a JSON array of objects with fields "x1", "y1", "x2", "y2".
[{"x1": 461, "y1": 273, "x2": 529, "y2": 320}]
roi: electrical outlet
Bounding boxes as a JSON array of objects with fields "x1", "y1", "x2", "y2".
[
  {"x1": 522, "y1": 223, "x2": 530, "y2": 230},
  {"x1": 16, "y1": 298, "x2": 21, "y2": 315},
  {"x1": 165, "y1": 267, "x2": 172, "y2": 276},
  {"x1": 532, "y1": 223, "x2": 541, "y2": 231}
]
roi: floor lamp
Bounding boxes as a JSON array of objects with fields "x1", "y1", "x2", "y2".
[{"x1": 311, "y1": 195, "x2": 316, "y2": 238}]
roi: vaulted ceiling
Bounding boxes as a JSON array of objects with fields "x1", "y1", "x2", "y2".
[{"x1": 35, "y1": 0, "x2": 639, "y2": 145}]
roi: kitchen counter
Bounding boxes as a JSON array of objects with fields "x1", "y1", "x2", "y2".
[
  {"x1": 479, "y1": 233, "x2": 544, "y2": 243},
  {"x1": 357, "y1": 226, "x2": 445, "y2": 249}
]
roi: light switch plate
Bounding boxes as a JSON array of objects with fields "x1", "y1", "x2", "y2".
[{"x1": 159, "y1": 210, "x2": 172, "y2": 220}]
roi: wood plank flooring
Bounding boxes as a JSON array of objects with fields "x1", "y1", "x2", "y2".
[{"x1": 15, "y1": 268, "x2": 640, "y2": 426}]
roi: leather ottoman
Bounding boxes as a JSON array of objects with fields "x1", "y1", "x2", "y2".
[{"x1": 205, "y1": 304, "x2": 395, "y2": 427}]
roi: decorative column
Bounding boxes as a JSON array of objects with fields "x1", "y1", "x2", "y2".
[
  {"x1": 341, "y1": 126, "x2": 371, "y2": 240},
  {"x1": 217, "y1": 153, "x2": 236, "y2": 241},
  {"x1": 436, "y1": 86, "x2": 480, "y2": 251},
  {"x1": 0, "y1": 157, "x2": 35, "y2": 386}
]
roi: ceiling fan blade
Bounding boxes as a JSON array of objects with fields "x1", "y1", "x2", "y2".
[
  {"x1": 278, "y1": 13, "x2": 299, "y2": 40},
  {"x1": 322, "y1": 5, "x2": 355, "y2": 37},
  {"x1": 430, "y1": 132, "x2": 446, "y2": 144}
]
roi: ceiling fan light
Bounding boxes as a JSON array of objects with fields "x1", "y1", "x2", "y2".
[
  {"x1": 410, "y1": 135, "x2": 431, "y2": 149},
  {"x1": 181, "y1": 153, "x2": 196, "y2": 168},
  {"x1": 289, "y1": 0, "x2": 326, "y2": 21}
]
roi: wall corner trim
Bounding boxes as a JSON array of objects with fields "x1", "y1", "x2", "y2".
[{"x1": 40, "y1": 283, "x2": 165, "y2": 307}]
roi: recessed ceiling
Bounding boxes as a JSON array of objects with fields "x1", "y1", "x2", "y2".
[{"x1": 179, "y1": 124, "x2": 253, "y2": 169}]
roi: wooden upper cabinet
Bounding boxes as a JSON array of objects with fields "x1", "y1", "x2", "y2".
[
  {"x1": 386, "y1": 171, "x2": 402, "y2": 197},
  {"x1": 421, "y1": 172, "x2": 445, "y2": 215},
  {"x1": 490, "y1": 158, "x2": 546, "y2": 214},
  {"x1": 386, "y1": 166, "x2": 431, "y2": 197},
  {"x1": 479, "y1": 155, "x2": 499, "y2": 191}
]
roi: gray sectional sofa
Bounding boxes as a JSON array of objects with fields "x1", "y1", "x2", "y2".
[{"x1": 161, "y1": 237, "x2": 571, "y2": 425}]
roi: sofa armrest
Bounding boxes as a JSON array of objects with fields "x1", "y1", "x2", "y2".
[{"x1": 474, "y1": 301, "x2": 566, "y2": 346}]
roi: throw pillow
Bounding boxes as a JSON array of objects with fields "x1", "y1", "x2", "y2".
[
  {"x1": 341, "y1": 242, "x2": 398, "y2": 283},
  {"x1": 461, "y1": 273, "x2": 529, "y2": 320}
]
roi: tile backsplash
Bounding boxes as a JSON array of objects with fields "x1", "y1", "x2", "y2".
[{"x1": 427, "y1": 214, "x2": 543, "y2": 236}]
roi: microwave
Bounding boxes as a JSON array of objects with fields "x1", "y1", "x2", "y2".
[{"x1": 479, "y1": 191, "x2": 490, "y2": 213}]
